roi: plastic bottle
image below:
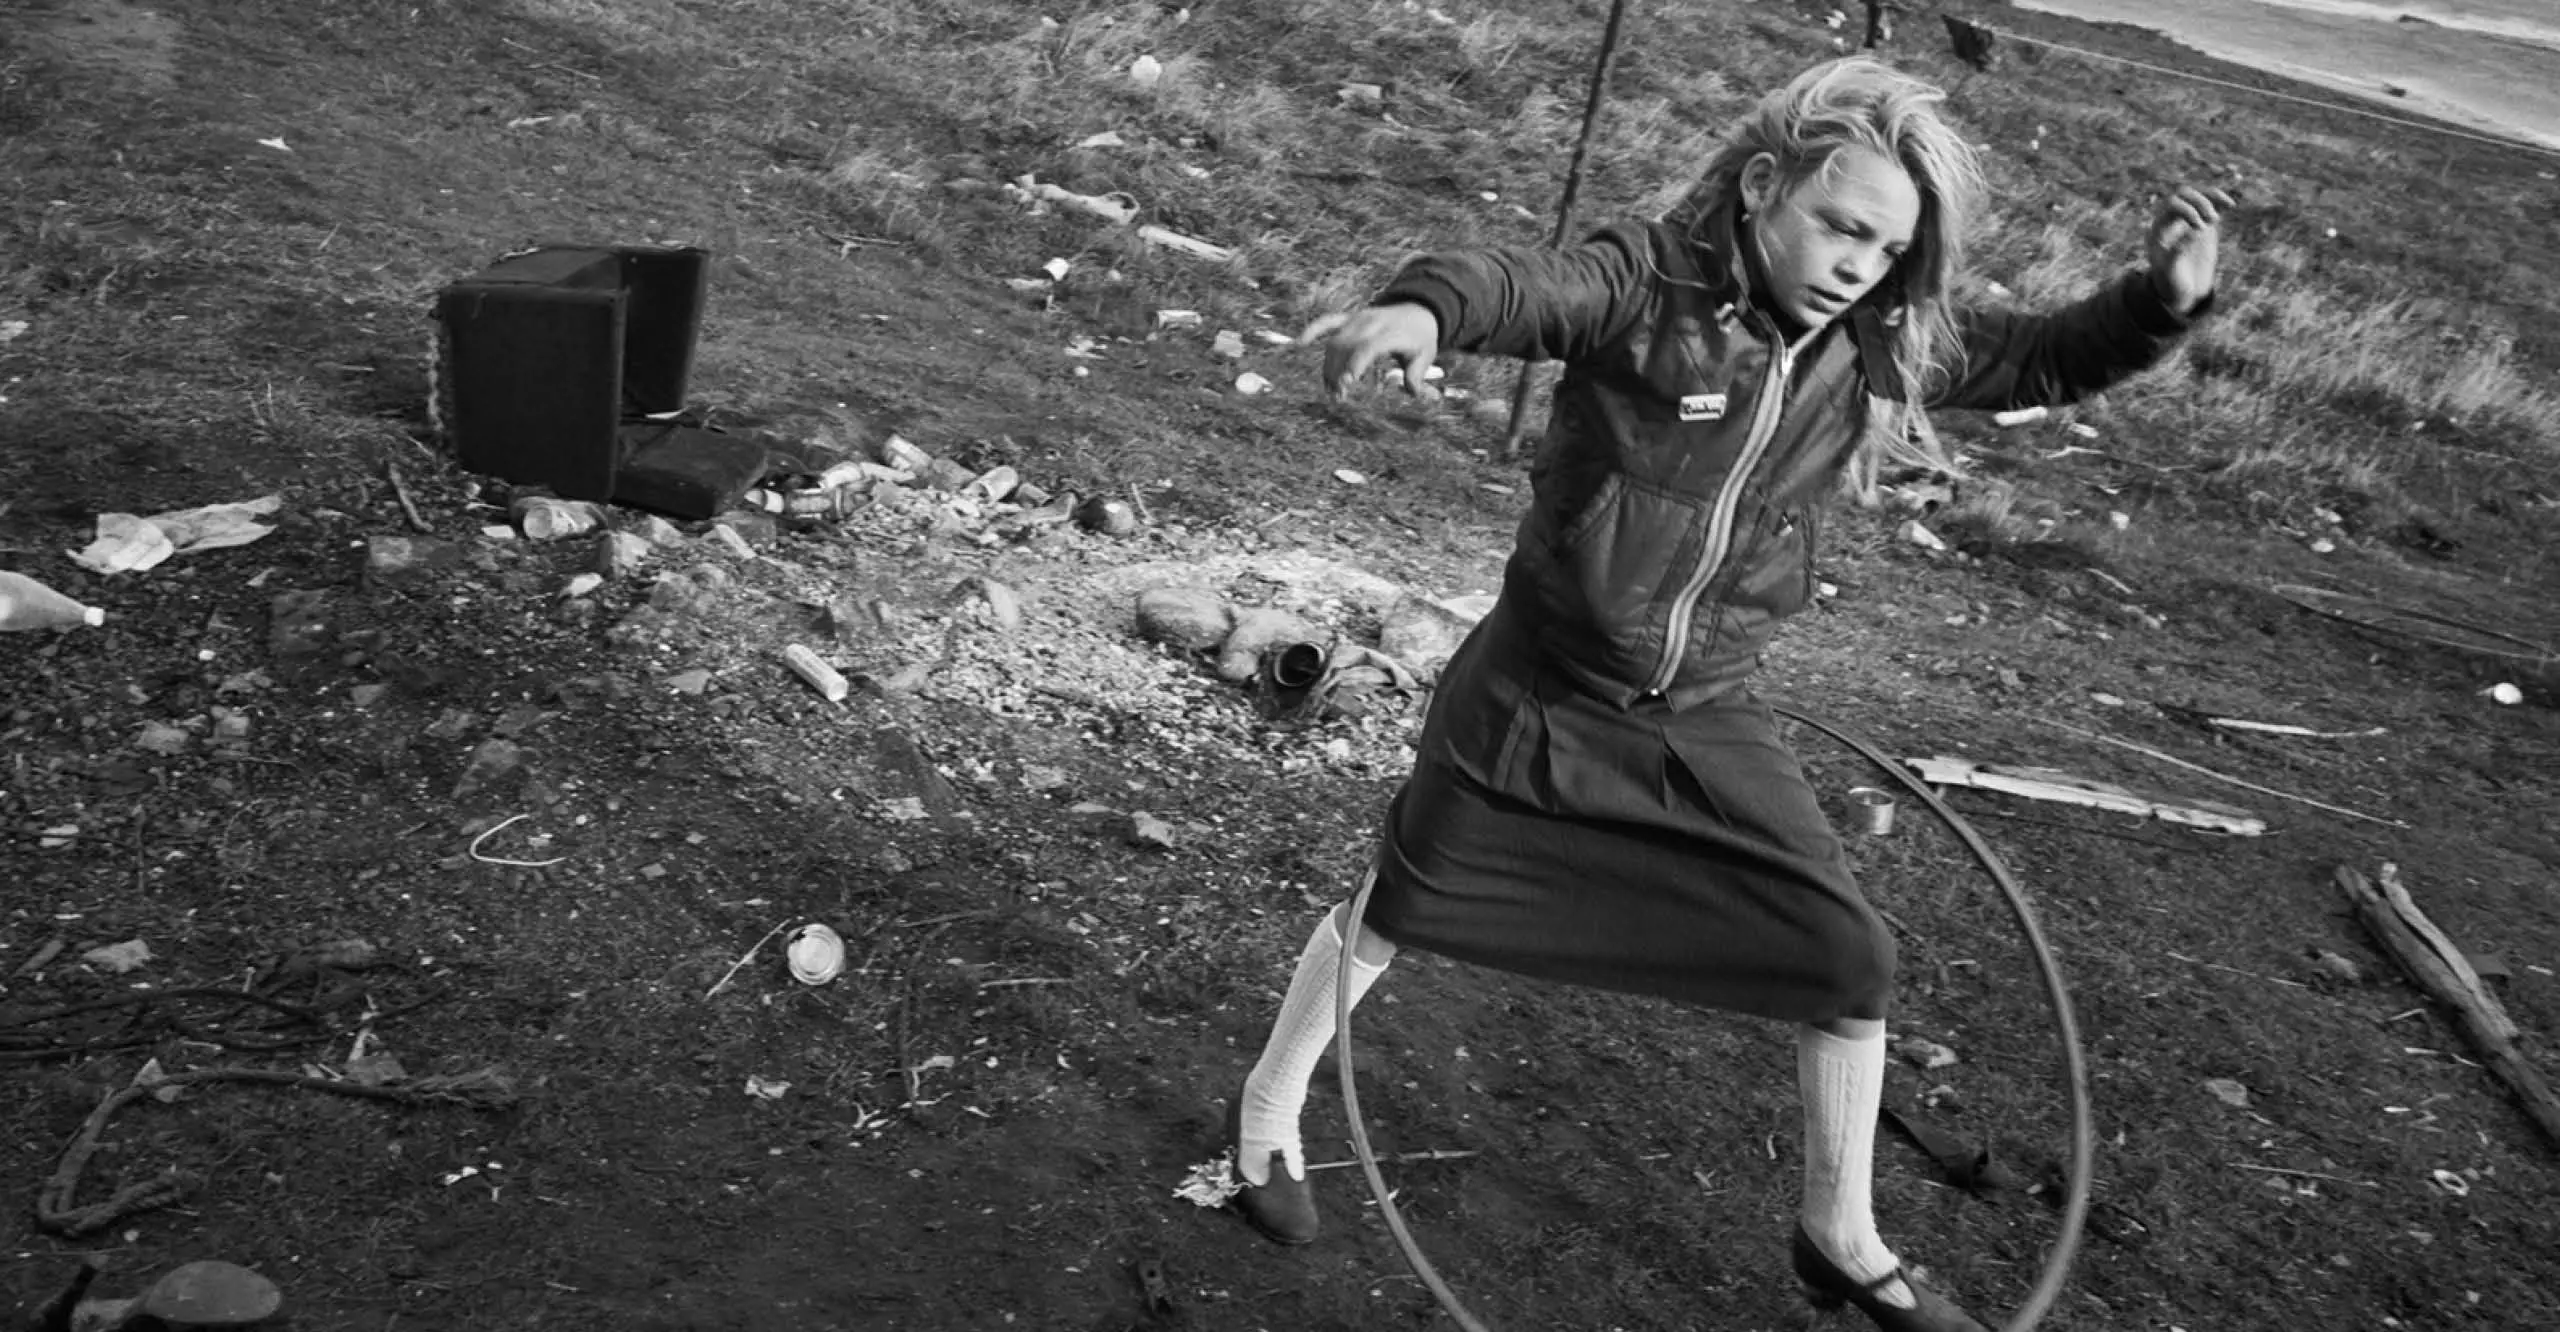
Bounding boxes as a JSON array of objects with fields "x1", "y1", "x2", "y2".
[{"x1": 0, "y1": 571, "x2": 106, "y2": 631}]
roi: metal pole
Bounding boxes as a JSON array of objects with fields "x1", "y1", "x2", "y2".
[{"x1": 1501, "y1": 0, "x2": 1634, "y2": 457}]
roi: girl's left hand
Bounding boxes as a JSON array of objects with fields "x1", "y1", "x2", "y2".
[{"x1": 2147, "y1": 184, "x2": 2234, "y2": 316}]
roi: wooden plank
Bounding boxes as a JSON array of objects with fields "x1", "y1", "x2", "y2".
[{"x1": 1907, "y1": 755, "x2": 2267, "y2": 836}]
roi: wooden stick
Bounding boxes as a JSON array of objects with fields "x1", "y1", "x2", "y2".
[
  {"x1": 1306, "y1": 1148, "x2": 1479, "y2": 1172},
  {"x1": 2045, "y1": 720, "x2": 2405, "y2": 826},
  {"x1": 2337, "y1": 865, "x2": 2560, "y2": 1148},
  {"x1": 385, "y1": 461, "x2": 431, "y2": 534}
]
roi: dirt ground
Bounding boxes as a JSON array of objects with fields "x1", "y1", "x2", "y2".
[{"x1": 5, "y1": 1, "x2": 2560, "y2": 1330}]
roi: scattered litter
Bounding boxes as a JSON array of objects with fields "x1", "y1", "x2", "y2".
[
  {"x1": 2153, "y1": 702, "x2": 2386, "y2": 740},
  {"x1": 1899, "y1": 520, "x2": 1946, "y2": 551},
  {"x1": 1129, "y1": 811, "x2": 1180, "y2": 849},
  {"x1": 781, "y1": 643, "x2": 851, "y2": 702},
  {"x1": 0, "y1": 319, "x2": 27, "y2": 343},
  {"x1": 1211, "y1": 329, "x2": 1247, "y2": 359},
  {"x1": 1894, "y1": 1037, "x2": 1959, "y2": 1070},
  {"x1": 2429, "y1": 1168, "x2": 2469, "y2": 1197},
  {"x1": 1846, "y1": 786, "x2": 1897, "y2": 835},
  {"x1": 1174, "y1": 1155, "x2": 1244, "y2": 1207},
  {"x1": 1041, "y1": 257, "x2": 1071, "y2": 281},
  {"x1": 744, "y1": 1075, "x2": 791, "y2": 1101},
  {"x1": 2089, "y1": 691, "x2": 2126, "y2": 707},
  {"x1": 2204, "y1": 1078, "x2": 2252, "y2": 1108},
  {"x1": 1233, "y1": 372, "x2": 1272, "y2": 395},
  {"x1": 1129, "y1": 54, "x2": 1163, "y2": 89},
  {"x1": 1074, "y1": 130, "x2": 1126, "y2": 148},
  {"x1": 1908, "y1": 754, "x2": 2266, "y2": 835},
  {"x1": 465, "y1": 812, "x2": 567, "y2": 867},
  {"x1": 257, "y1": 136, "x2": 291, "y2": 152},
  {"x1": 1155, "y1": 309, "x2": 1203, "y2": 331},
  {"x1": 2309, "y1": 949, "x2": 2364, "y2": 983},
  {"x1": 783, "y1": 922, "x2": 844, "y2": 983},
  {"x1": 514, "y1": 496, "x2": 604, "y2": 541},
  {"x1": 81, "y1": 939, "x2": 153, "y2": 975},
  {"x1": 2108, "y1": 511, "x2": 2131, "y2": 531},
  {"x1": 2487, "y1": 683, "x2": 2523, "y2": 705},
  {"x1": 1337, "y1": 82, "x2": 1383, "y2": 106},
  {"x1": 1992, "y1": 406, "x2": 2049, "y2": 428},
  {"x1": 1007, "y1": 175, "x2": 1138, "y2": 225},
  {"x1": 1333, "y1": 469, "x2": 1369, "y2": 485},
  {"x1": 1253, "y1": 330, "x2": 1294, "y2": 346},
  {"x1": 2065, "y1": 422, "x2": 2100, "y2": 439},
  {"x1": 70, "y1": 495, "x2": 282, "y2": 575},
  {"x1": 1138, "y1": 224, "x2": 1235, "y2": 263}
]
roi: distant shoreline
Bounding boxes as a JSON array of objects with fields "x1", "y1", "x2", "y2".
[{"x1": 2000, "y1": 0, "x2": 2560, "y2": 155}]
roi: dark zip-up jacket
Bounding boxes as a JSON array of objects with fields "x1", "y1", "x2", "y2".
[{"x1": 1379, "y1": 203, "x2": 2202, "y2": 710}]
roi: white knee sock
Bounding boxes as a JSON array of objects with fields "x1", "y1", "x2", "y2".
[
  {"x1": 1237, "y1": 903, "x2": 1394, "y2": 1185},
  {"x1": 1799, "y1": 1023, "x2": 1913, "y2": 1308}
]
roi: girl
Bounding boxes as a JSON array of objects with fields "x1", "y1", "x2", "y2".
[{"x1": 1224, "y1": 56, "x2": 2231, "y2": 1332}]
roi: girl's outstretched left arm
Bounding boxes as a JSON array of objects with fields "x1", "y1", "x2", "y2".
[{"x1": 1931, "y1": 181, "x2": 2235, "y2": 411}]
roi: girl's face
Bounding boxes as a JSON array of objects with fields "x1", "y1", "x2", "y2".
[{"x1": 1742, "y1": 146, "x2": 1921, "y2": 329}]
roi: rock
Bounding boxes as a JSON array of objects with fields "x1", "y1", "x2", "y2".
[
  {"x1": 1216, "y1": 607, "x2": 1319, "y2": 683},
  {"x1": 451, "y1": 738, "x2": 523, "y2": 799},
  {"x1": 134, "y1": 721, "x2": 192, "y2": 756},
  {"x1": 1075, "y1": 496, "x2": 1140, "y2": 536},
  {"x1": 1135, "y1": 587, "x2": 1232, "y2": 651},
  {"x1": 596, "y1": 531, "x2": 653, "y2": 577},
  {"x1": 627, "y1": 513, "x2": 686, "y2": 546},
  {"x1": 1379, "y1": 593, "x2": 1487, "y2": 682},
  {"x1": 364, "y1": 535, "x2": 464, "y2": 583},
  {"x1": 268, "y1": 590, "x2": 331, "y2": 658},
  {"x1": 955, "y1": 575, "x2": 1024, "y2": 632},
  {"x1": 825, "y1": 596, "x2": 870, "y2": 644},
  {"x1": 922, "y1": 457, "x2": 976, "y2": 492}
]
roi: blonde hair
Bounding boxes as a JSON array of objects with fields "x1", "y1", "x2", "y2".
[{"x1": 1670, "y1": 57, "x2": 1986, "y2": 491}]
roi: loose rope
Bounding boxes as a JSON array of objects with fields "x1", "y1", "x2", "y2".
[{"x1": 1332, "y1": 702, "x2": 2093, "y2": 1332}]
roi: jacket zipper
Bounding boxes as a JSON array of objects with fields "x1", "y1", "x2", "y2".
[{"x1": 1644, "y1": 332, "x2": 1796, "y2": 696}]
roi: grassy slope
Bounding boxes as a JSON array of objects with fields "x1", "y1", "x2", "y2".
[{"x1": 5, "y1": 1, "x2": 2560, "y2": 1329}]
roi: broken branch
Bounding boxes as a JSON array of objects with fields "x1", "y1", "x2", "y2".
[{"x1": 2337, "y1": 864, "x2": 2560, "y2": 1148}]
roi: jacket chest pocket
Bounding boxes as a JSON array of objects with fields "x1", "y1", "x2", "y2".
[{"x1": 1555, "y1": 472, "x2": 1712, "y2": 637}]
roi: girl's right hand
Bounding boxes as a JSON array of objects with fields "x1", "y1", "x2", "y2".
[{"x1": 1299, "y1": 303, "x2": 1443, "y2": 399}]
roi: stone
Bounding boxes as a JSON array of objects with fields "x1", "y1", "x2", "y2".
[
  {"x1": 627, "y1": 513, "x2": 686, "y2": 546},
  {"x1": 1135, "y1": 587, "x2": 1232, "y2": 651},
  {"x1": 364, "y1": 535, "x2": 464, "y2": 584},
  {"x1": 451, "y1": 738, "x2": 523, "y2": 799},
  {"x1": 268, "y1": 590, "x2": 331, "y2": 658},
  {"x1": 1075, "y1": 496, "x2": 1139, "y2": 536},
  {"x1": 596, "y1": 531, "x2": 653, "y2": 576}
]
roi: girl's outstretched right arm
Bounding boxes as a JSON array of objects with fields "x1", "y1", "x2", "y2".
[{"x1": 1301, "y1": 222, "x2": 1670, "y2": 399}]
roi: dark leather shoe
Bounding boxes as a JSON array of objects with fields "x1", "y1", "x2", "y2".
[
  {"x1": 1791, "y1": 1225, "x2": 1989, "y2": 1332},
  {"x1": 1226, "y1": 1092, "x2": 1319, "y2": 1245}
]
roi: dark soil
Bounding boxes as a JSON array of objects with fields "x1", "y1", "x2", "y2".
[{"x1": 5, "y1": 1, "x2": 2560, "y2": 1330}]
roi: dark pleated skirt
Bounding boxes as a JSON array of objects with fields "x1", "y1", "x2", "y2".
[{"x1": 1362, "y1": 602, "x2": 1894, "y2": 1023}]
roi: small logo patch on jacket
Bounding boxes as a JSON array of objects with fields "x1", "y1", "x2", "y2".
[{"x1": 1679, "y1": 393, "x2": 1728, "y2": 422}]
